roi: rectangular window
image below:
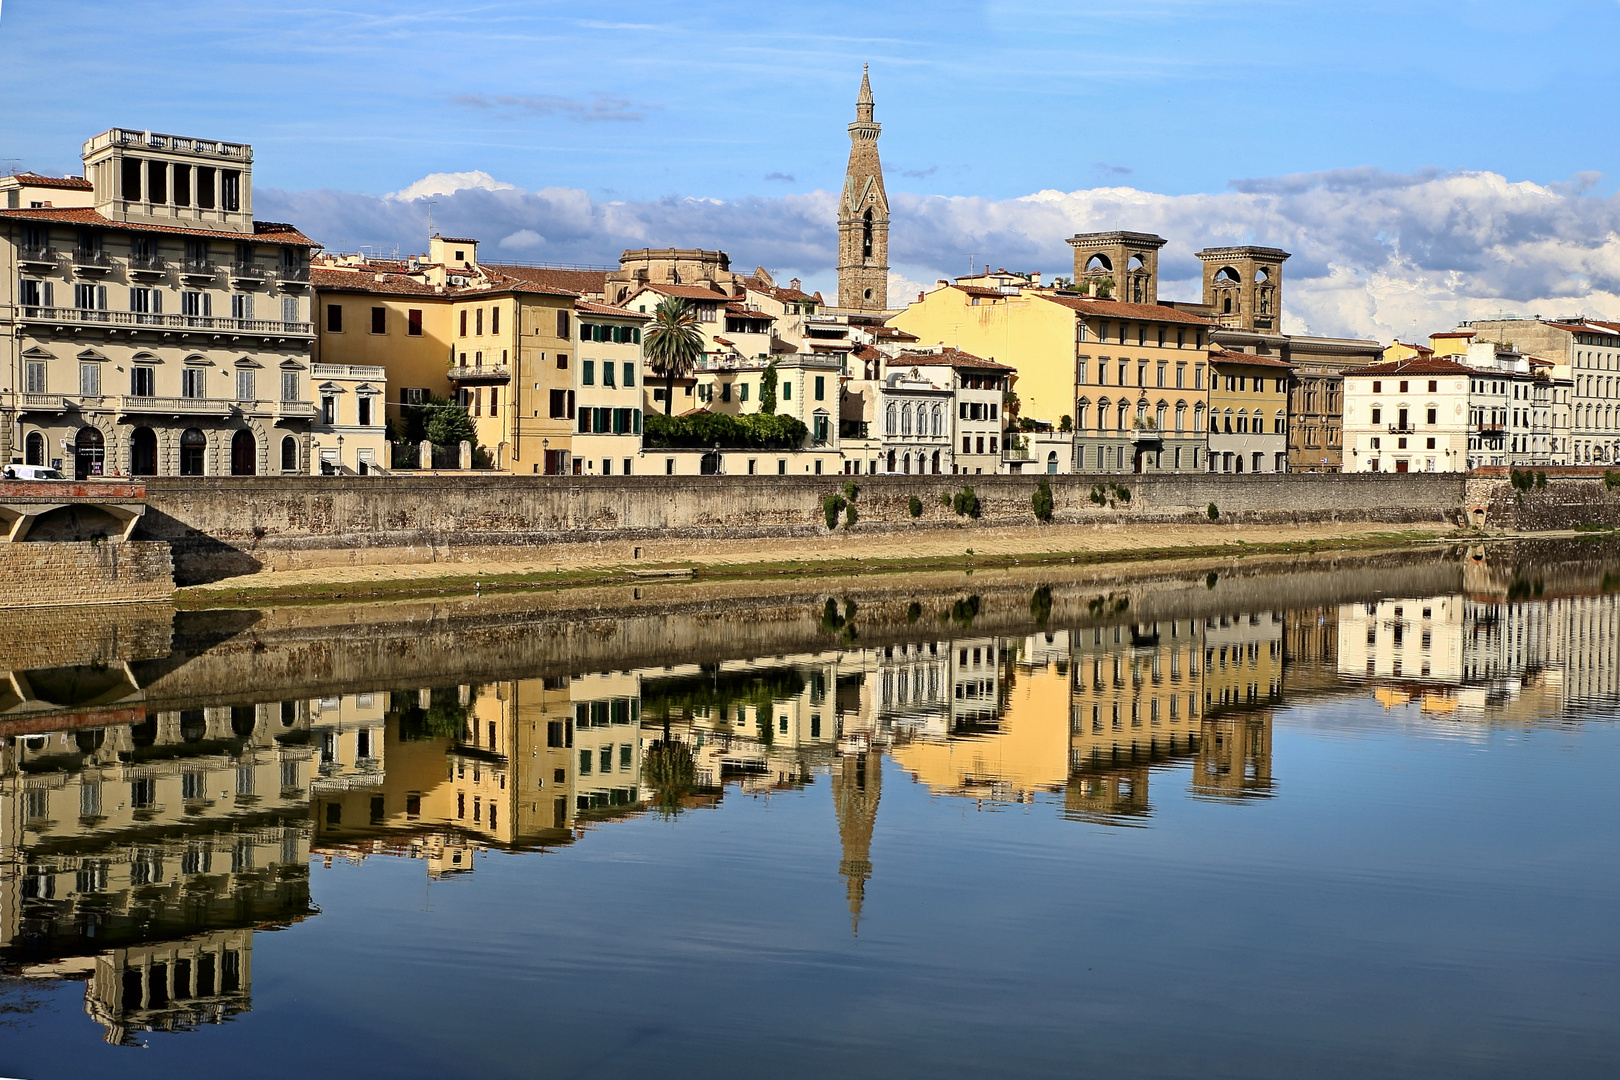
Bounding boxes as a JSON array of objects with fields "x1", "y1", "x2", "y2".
[
  {"x1": 604, "y1": 363, "x2": 616, "y2": 388},
  {"x1": 283, "y1": 296, "x2": 298, "y2": 324},
  {"x1": 371, "y1": 306, "x2": 386, "y2": 334},
  {"x1": 236, "y1": 369, "x2": 255, "y2": 401},
  {"x1": 623, "y1": 362, "x2": 635, "y2": 387},
  {"x1": 738, "y1": 382, "x2": 747, "y2": 401},
  {"x1": 322, "y1": 396, "x2": 336, "y2": 424},
  {"x1": 359, "y1": 397, "x2": 372, "y2": 426},
  {"x1": 132, "y1": 366, "x2": 155, "y2": 396},
  {"x1": 815, "y1": 375, "x2": 825, "y2": 401},
  {"x1": 476, "y1": 308, "x2": 484, "y2": 336},
  {"x1": 460, "y1": 310, "x2": 468, "y2": 336},
  {"x1": 147, "y1": 160, "x2": 167, "y2": 203},
  {"x1": 173, "y1": 163, "x2": 191, "y2": 206},
  {"x1": 327, "y1": 304, "x2": 343, "y2": 332},
  {"x1": 491, "y1": 307, "x2": 500, "y2": 335},
  {"x1": 557, "y1": 310, "x2": 570, "y2": 338},
  {"x1": 231, "y1": 293, "x2": 254, "y2": 320},
  {"x1": 221, "y1": 169, "x2": 241, "y2": 212},
  {"x1": 550, "y1": 388, "x2": 568, "y2": 418},
  {"x1": 123, "y1": 286, "x2": 146, "y2": 314},
  {"x1": 182, "y1": 367, "x2": 206, "y2": 398},
  {"x1": 782, "y1": 381, "x2": 790, "y2": 400},
  {"x1": 407, "y1": 308, "x2": 423, "y2": 335},
  {"x1": 24, "y1": 361, "x2": 46, "y2": 393},
  {"x1": 74, "y1": 282, "x2": 97, "y2": 310},
  {"x1": 79, "y1": 363, "x2": 101, "y2": 397},
  {"x1": 197, "y1": 166, "x2": 216, "y2": 208},
  {"x1": 582, "y1": 359, "x2": 595, "y2": 386},
  {"x1": 282, "y1": 371, "x2": 300, "y2": 401}
]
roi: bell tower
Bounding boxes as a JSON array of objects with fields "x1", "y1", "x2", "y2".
[
  {"x1": 1196, "y1": 246, "x2": 1290, "y2": 331},
  {"x1": 837, "y1": 65, "x2": 889, "y2": 312}
]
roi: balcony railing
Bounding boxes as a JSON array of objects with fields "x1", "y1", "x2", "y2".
[
  {"x1": 127, "y1": 254, "x2": 167, "y2": 276},
  {"x1": 312, "y1": 362, "x2": 386, "y2": 379},
  {"x1": 17, "y1": 306, "x2": 313, "y2": 336},
  {"x1": 1387, "y1": 423, "x2": 1416, "y2": 434},
  {"x1": 447, "y1": 364, "x2": 510, "y2": 382},
  {"x1": 17, "y1": 246, "x2": 56, "y2": 267},
  {"x1": 71, "y1": 249, "x2": 113, "y2": 272},
  {"x1": 839, "y1": 420, "x2": 870, "y2": 439},
  {"x1": 274, "y1": 264, "x2": 311, "y2": 283},
  {"x1": 230, "y1": 263, "x2": 268, "y2": 283},
  {"x1": 278, "y1": 400, "x2": 318, "y2": 419},
  {"x1": 120, "y1": 395, "x2": 236, "y2": 416},
  {"x1": 18, "y1": 393, "x2": 71, "y2": 412},
  {"x1": 1477, "y1": 422, "x2": 1506, "y2": 436},
  {"x1": 179, "y1": 260, "x2": 218, "y2": 280}
]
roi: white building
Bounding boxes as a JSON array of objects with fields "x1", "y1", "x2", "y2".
[
  {"x1": 1342, "y1": 356, "x2": 1472, "y2": 473},
  {"x1": 2, "y1": 129, "x2": 324, "y2": 477},
  {"x1": 1466, "y1": 317, "x2": 1620, "y2": 465},
  {"x1": 901, "y1": 347, "x2": 1012, "y2": 475}
]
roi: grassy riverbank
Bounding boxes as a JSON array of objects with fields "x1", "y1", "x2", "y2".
[{"x1": 174, "y1": 521, "x2": 1463, "y2": 607}]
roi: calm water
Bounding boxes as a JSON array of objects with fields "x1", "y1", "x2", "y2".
[{"x1": 4, "y1": 545, "x2": 1620, "y2": 1078}]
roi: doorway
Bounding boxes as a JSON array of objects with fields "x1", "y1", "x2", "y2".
[
  {"x1": 130, "y1": 427, "x2": 157, "y2": 476},
  {"x1": 74, "y1": 427, "x2": 105, "y2": 480}
]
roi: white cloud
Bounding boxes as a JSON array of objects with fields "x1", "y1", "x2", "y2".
[
  {"x1": 263, "y1": 167, "x2": 1620, "y2": 340},
  {"x1": 387, "y1": 170, "x2": 521, "y2": 201}
]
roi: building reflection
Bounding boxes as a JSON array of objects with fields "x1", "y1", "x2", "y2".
[
  {"x1": 0, "y1": 698, "x2": 315, "y2": 1044},
  {"x1": 8, "y1": 548, "x2": 1620, "y2": 1040}
]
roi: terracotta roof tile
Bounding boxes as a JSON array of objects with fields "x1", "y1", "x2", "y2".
[
  {"x1": 311, "y1": 267, "x2": 441, "y2": 296},
  {"x1": 574, "y1": 299, "x2": 649, "y2": 319},
  {"x1": 5, "y1": 172, "x2": 93, "y2": 191},
  {"x1": 634, "y1": 283, "x2": 731, "y2": 302},
  {"x1": 902, "y1": 346, "x2": 1015, "y2": 371},
  {"x1": 1211, "y1": 349, "x2": 1294, "y2": 369},
  {"x1": 1037, "y1": 293, "x2": 1214, "y2": 326},
  {"x1": 490, "y1": 265, "x2": 610, "y2": 295},
  {"x1": 0, "y1": 205, "x2": 316, "y2": 246},
  {"x1": 1343, "y1": 356, "x2": 1474, "y2": 377}
]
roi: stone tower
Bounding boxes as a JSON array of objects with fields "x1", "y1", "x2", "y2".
[
  {"x1": 832, "y1": 747, "x2": 882, "y2": 934},
  {"x1": 837, "y1": 65, "x2": 889, "y2": 312},
  {"x1": 1065, "y1": 231, "x2": 1167, "y2": 304},
  {"x1": 1196, "y1": 246, "x2": 1290, "y2": 331}
]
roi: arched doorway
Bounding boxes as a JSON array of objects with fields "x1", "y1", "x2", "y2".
[
  {"x1": 24, "y1": 431, "x2": 45, "y2": 466},
  {"x1": 130, "y1": 427, "x2": 157, "y2": 476},
  {"x1": 179, "y1": 428, "x2": 207, "y2": 476},
  {"x1": 281, "y1": 435, "x2": 299, "y2": 473},
  {"x1": 231, "y1": 430, "x2": 257, "y2": 475},
  {"x1": 932, "y1": 450, "x2": 941, "y2": 474},
  {"x1": 74, "y1": 427, "x2": 105, "y2": 480}
]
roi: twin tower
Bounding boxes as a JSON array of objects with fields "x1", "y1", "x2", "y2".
[{"x1": 1065, "y1": 231, "x2": 1290, "y2": 333}]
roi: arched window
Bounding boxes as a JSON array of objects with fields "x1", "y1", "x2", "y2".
[
  {"x1": 131, "y1": 427, "x2": 157, "y2": 476},
  {"x1": 902, "y1": 452, "x2": 912, "y2": 474},
  {"x1": 24, "y1": 431, "x2": 44, "y2": 466},
  {"x1": 886, "y1": 403, "x2": 897, "y2": 435},
  {"x1": 1275, "y1": 410, "x2": 1286, "y2": 435},
  {"x1": 1223, "y1": 297, "x2": 1233, "y2": 314},
  {"x1": 931, "y1": 405, "x2": 942, "y2": 436},
  {"x1": 1175, "y1": 403, "x2": 1186, "y2": 432},
  {"x1": 281, "y1": 435, "x2": 299, "y2": 472},
  {"x1": 886, "y1": 449, "x2": 896, "y2": 472},
  {"x1": 1194, "y1": 404, "x2": 1205, "y2": 433},
  {"x1": 1076, "y1": 400, "x2": 1090, "y2": 431},
  {"x1": 180, "y1": 428, "x2": 206, "y2": 476},
  {"x1": 1155, "y1": 402, "x2": 1168, "y2": 431},
  {"x1": 862, "y1": 208, "x2": 874, "y2": 259},
  {"x1": 231, "y1": 430, "x2": 257, "y2": 475},
  {"x1": 931, "y1": 450, "x2": 940, "y2": 474},
  {"x1": 1236, "y1": 409, "x2": 1248, "y2": 434},
  {"x1": 1224, "y1": 409, "x2": 1235, "y2": 434},
  {"x1": 1117, "y1": 402, "x2": 1129, "y2": 431},
  {"x1": 901, "y1": 403, "x2": 913, "y2": 436}
]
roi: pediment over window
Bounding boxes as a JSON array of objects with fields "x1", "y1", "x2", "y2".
[
  {"x1": 130, "y1": 351, "x2": 162, "y2": 363},
  {"x1": 316, "y1": 381, "x2": 347, "y2": 393},
  {"x1": 354, "y1": 383, "x2": 381, "y2": 394},
  {"x1": 21, "y1": 346, "x2": 54, "y2": 361},
  {"x1": 234, "y1": 356, "x2": 263, "y2": 369},
  {"x1": 183, "y1": 354, "x2": 214, "y2": 367},
  {"x1": 280, "y1": 359, "x2": 307, "y2": 370},
  {"x1": 77, "y1": 348, "x2": 109, "y2": 362}
]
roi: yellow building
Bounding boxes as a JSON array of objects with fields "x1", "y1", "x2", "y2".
[
  {"x1": 312, "y1": 264, "x2": 453, "y2": 424},
  {"x1": 1207, "y1": 350, "x2": 1292, "y2": 473},
  {"x1": 888, "y1": 278, "x2": 1213, "y2": 472}
]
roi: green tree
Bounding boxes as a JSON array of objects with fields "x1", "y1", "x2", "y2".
[
  {"x1": 760, "y1": 359, "x2": 779, "y2": 415},
  {"x1": 643, "y1": 740, "x2": 697, "y2": 818},
  {"x1": 643, "y1": 295, "x2": 705, "y2": 415},
  {"x1": 1032, "y1": 478, "x2": 1054, "y2": 523},
  {"x1": 426, "y1": 401, "x2": 475, "y2": 447},
  {"x1": 1059, "y1": 414, "x2": 1073, "y2": 433}
]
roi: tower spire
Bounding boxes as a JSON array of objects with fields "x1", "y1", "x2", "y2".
[
  {"x1": 837, "y1": 65, "x2": 889, "y2": 312},
  {"x1": 832, "y1": 748, "x2": 882, "y2": 934}
]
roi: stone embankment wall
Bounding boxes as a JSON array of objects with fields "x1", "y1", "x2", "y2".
[
  {"x1": 1466, "y1": 473, "x2": 1620, "y2": 532},
  {"x1": 0, "y1": 542, "x2": 174, "y2": 608},
  {"x1": 136, "y1": 473, "x2": 1470, "y2": 584}
]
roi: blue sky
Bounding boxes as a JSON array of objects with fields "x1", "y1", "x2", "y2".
[{"x1": 6, "y1": 0, "x2": 1620, "y2": 339}]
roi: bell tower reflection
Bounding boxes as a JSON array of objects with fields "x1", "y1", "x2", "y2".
[{"x1": 832, "y1": 748, "x2": 881, "y2": 934}]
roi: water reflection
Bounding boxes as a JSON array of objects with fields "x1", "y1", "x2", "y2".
[{"x1": 4, "y1": 542, "x2": 1620, "y2": 1046}]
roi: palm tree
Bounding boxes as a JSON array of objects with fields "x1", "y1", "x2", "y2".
[{"x1": 643, "y1": 295, "x2": 705, "y2": 415}]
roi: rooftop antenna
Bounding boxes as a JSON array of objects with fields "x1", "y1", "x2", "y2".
[{"x1": 425, "y1": 199, "x2": 439, "y2": 236}]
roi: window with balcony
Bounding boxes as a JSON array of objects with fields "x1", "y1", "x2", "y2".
[
  {"x1": 237, "y1": 370, "x2": 255, "y2": 402},
  {"x1": 282, "y1": 371, "x2": 300, "y2": 402},
  {"x1": 79, "y1": 363, "x2": 101, "y2": 397},
  {"x1": 24, "y1": 361, "x2": 46, "y2": 394},
  {"x1": 131, "y1": 366, "x2": 155, "y2": 396},
  {"x1": 182, "y1": 367, "x2": 206, "y2": 398},
  {"x1": 231, "y1": 293, "x2": 253, "y2": 320},
  {"x1": 181, "y1": 292, "x2": 211, "y2": 318}
]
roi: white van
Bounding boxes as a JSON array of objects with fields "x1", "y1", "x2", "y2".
[{"x1": 2, "y1": 464, "x2": 69, "y2": 481}]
